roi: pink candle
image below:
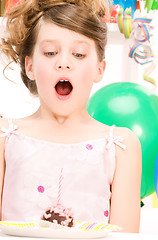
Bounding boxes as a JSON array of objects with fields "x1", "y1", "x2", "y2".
[{"x1": 57, "y1": 168, "x2": 63, "y2": 205}]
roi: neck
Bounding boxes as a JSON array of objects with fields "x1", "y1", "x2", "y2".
[{"x1": 33, "y1": 106, "x2": 92, "y2": 126}]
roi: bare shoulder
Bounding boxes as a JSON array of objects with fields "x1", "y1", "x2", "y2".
[
  {"x1": 113, "y1": 126, "x2": 142, "y2": 174},
  {"x1": 0, "y1": 118, "x2": 10, "y2": 153},
  {"x1": 0, "y1": 118, "x2": 10, "y2": 132},
  {"x1": 114, "y1": 126, "x2": 141, "y2": 150}
]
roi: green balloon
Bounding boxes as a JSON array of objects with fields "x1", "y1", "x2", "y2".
[{"x1": 87, "y1": 82, "x2": 158, "y2": 198}]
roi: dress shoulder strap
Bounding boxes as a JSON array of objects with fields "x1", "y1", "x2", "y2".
[
  {"x1": 0, "y1": 119, "x2": 18, "y2": 138},
  {"x1": 109, "y1": 125, "x2": 115, "y2": 139},
  {"x1": 106, "y1": 125, "x2": 126, "y2": 150}
]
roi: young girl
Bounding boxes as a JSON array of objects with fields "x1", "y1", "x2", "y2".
[{"x1": 0, "y1": 0, "x2": 142, "y2": 233}]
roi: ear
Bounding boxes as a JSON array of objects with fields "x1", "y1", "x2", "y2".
[
  {"x1": 94, "y1": 60, "x2": 106, "y2": 83},
  {"x1": 25, "y1": 56, "x2": 35, "y2": 80}
]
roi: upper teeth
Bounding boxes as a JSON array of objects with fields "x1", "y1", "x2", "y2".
[{"x1": 59, "y1": 80, "x2": 68, "y2": 82}]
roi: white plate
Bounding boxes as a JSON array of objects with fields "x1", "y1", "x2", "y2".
[{"x1": 0, "y1": 221, "x2": 120, "y2": 239}]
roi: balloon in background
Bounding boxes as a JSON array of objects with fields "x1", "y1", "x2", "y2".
[
  {"x1": 87, "y1": 82, "x2": 158, "y2": 198},
  {"x1": 154, "y1": 154, "x2": 158, "y2": 197},
  {"x1": 113, "y1": 0, "x2": 137, "y2": 17},
  {"x1": 145, "y1": 0, "x2": 158, "y2": 12}
]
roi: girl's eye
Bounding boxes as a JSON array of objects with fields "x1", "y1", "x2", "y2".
[
  {"x1": 73, "y1": 53, "x2": 85, "y2": 58},
  {"x1": 45, "y1": 52, "x2": 57, "y2": 56}
]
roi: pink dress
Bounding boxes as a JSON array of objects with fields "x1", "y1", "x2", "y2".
[{"x1": 0, "y1": 119, "x2": 126, "y2": 223}]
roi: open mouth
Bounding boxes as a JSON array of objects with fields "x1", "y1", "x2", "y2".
[{"x1": 55, "y1": 80, "x2": 73, "y2": 96}]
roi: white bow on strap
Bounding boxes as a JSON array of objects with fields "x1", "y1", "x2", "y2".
[
  {"x1": 106, "y1": 136, "x2": 126, "y2": 150},
  {"x1": 0, "y1": 119, "x2": 18, "y2": 138}
]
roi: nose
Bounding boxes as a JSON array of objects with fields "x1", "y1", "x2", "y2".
[
  {"x1": 58, "y1": 65, "x2": 70, "y2": 70},
  {"x1": 55, "y1": 53, "x2": 72, "y2": 71}
]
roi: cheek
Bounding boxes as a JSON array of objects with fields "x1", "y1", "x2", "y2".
[
  {"x1": 76, "y1": 67, "x2": 96, "y2": 101},
  {"x1": 34, "y1": 61, "x2": 51, "y2": 88},
  {"x1": 35, "y1": 60, "x2": 46, "y2": 76},
  {"x1": 80, "y1": 65, "x2": 97, "y2": 86}
]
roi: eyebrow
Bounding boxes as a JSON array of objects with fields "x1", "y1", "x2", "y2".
[
  {"x1": 40, "y1": 40, "x2": 58, "y2": 45},
  {"x1": 40, "y1": 39, "x2": 91, "y2": 46},
  {"x1": 73, "y1": 40, "x2": 91, "y2": 46}
]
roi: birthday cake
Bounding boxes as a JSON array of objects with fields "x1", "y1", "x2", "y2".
[
  {"x1": 41, "y1": 168, "x2": 74, "y2": 228},
  {"x1": 41, "y1": 204, "x2": 74, "y2": 228}
]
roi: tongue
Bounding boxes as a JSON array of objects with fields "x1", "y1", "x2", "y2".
[{"x1": 55, "y1": 81, "x2": 72, "y2": 96}]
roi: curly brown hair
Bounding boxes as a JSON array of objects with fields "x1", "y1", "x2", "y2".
[{"x1": 0, "y1": 0, "x2": 108, "y2": 95}]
